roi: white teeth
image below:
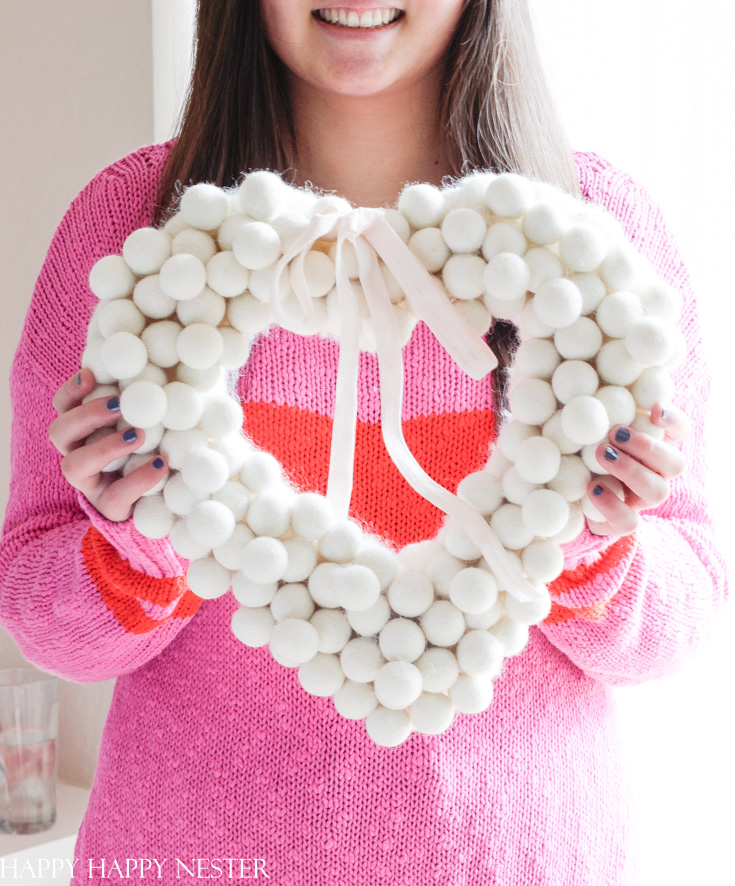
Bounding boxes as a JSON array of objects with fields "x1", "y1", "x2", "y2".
[{"x1": 317, "y1": 8, "x2": 400, "y2": 28}]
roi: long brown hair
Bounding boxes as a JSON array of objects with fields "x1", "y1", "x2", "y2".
[{"x1": 153, "y1": 0, "x2": 581, "y2": 419}]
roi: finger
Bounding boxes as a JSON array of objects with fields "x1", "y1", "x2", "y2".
[
  {"x1": 92, "y1": 456, "x2": 169, "y2": 523},
  {"x1": 61, "y1": 426, "x2": 148, "y2": 494},
  {"x1": 49, "y1": 394, "x2": 125, "y2": 455},
  {"x1": 585, "y1": 481, "x2": 639, "y2": 537},
  {"x1": 649, "y1": 402, "x2": 691, "y2": 443},
  {"x1": 594, "y1": 442, "x2": 671, "y2": 510},
  {"x1": 606, "y1": 424, "x2": 686, "y2": 481},
  {"x1": 51, "y1": 368, "x2": 97, "y2": 415}
]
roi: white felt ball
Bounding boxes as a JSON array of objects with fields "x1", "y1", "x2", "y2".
[
  {"x1": 456, "y1": 472, "x2": 504, "y2": 516},
  {"x1": 270, "y1": 583, "x2": 315, "y2": 622},
  {"x1": 561, "y1": 395, "x2": 611, "y2": 445},
  {"x1": 232, "y1": 573, "x2": 277, "y2": 607},
  {"x1": 491, "y1": 617, "x2": 530, "y2": 657},
  {"x1": 346, "y1": 594, "x2": 391, "y2": 637},
  {"x1": 490, "y1": 504, "x2": 535, "y2": 550},
  {"x1": 548, "y1": 455, "x2": 591, "y2": 501},
  {"x1": 560, "y1": 223, "x2": 607, "y2": 272},
  {"x1": 631, "y1": 412, "x2": 666, "y2": 441},
  {"x1": 449, "y1": 567, "x2": 498, "y2": 614},
  {"x1": 238, "y1": 170, "x2": 286, "y2": 221},
  {"x1": 597, "y1": 290, "x2": 644, "y2": 338},
  {"x1": 176, "y1": 289, "x2": 226, "y2": 327},
  {"x1": 246, "y1": 491, "x2": 291, "y2": 538},
  {"x1": 119, "y1": 380, "x2": 167, "y2": 428},
  {"x1": 482, "y1": 221, "x2": 527, "y2": 260},
  {"x1": 596, "y1": 340, "x2": 643, "y2": 386},
  {"x1": 122, "y1": 227, "x2": 171, "y2": 275},
  {"x1": 631, "y1": 367, "x2": 674, "y2": 411},
  {"x1": 441, "y1": 208, "x2": 487, "y2": 253},
  {"x1": 179, "y1": 183, "x2": 229, "y2": 231},
  {"x1": 132, "y1": 494, "x2": 176, "y2": 540},
  {"x1": 333, "y1": 564, "x2": 381, "y2": 612},
  {"x1": 271, "y1": 211, "x2": 310, "y2": 252},
  {"x1": 599, "y1": 248, "x2": 637, "y2": 291},
  {"x1": 98, "y1": 300, "x2": 145, "y2": 338},
  {"x1": 240, "y1": 451, "x2": 282, "y2": 493},
  {"x1": 240, "y1": 536, "x2": 288, "y2": 584},
  {"x1": 514, "y1": 339, "x2": 560, "y2": 379},
  {"x1": 551, "y1": 360, "x2": 599, "y2": 404},
  {"x1": 198, "y1": 397, "x2": 242, "y2": 439},
  {"x1": 397, "y1": 183, "x2": 445, "y2": 228},
  {"x1": 549, "y1": 502, "x2": 586, "y2": 545},
  {"x1": 158, "y1": 253, "x2": 207, "y2": 302},
  {"x1": 89, "y1": 255, "x2": 136, "y2": 301},
  {"x1": 449, "y1": 673, "x2": 494, "y2": 714},
  {"x1": 119, "y1": 362, "x2": 168, "y2": 390},
  {"x1": 186, "y1": 556, "x2": 233, "y2": 600},
  {"x1": 231, "y1": 606, "x2": 275, "y2": 648},
  {"x1": 453, "y1": 298, "x2": 492, "y2": 333},
  {"x1": 333, "y1": 680, "x2": 378, "y2": 720},
  {"x1": 180, "y1": 448, "x2": 230, "y2": 493},
  {"x1": 340, "y1": 638, "x2": 384, "y2": 683},
  {"x1": 387, "y1": 570, "x2": 434, "y2": 617},
  {"x1": 595, "y1": 385, "x2": 637, "y2": 428},
  {"x1": 141, "y1": 320, "x2": 182, "y2": 368},
  {"x1": 482, "y1": 252, "x2": 530, "y2": 302},
  {"x1": 373, "y1": 660, "x2": 423, "y2": 710},
  {"x1": 213, "y1": 522, "x2": 254, "y2": 570},
  {"x1": 354, "y1": 543, "x2": 398, "y2": 591},
  {"x1": 318, "y1": 520, "x2": 362, "y2": 563},
  {"x1": 160, "y1": 428, "x2": 208, "y2": 470},
  {"x1": 232, "y1": 222, "x2": 282, "y2": 270},
  {"x1": 479, "y1": 290, "x2": 525, "y2": 323},
  {"x1": 443, "y1": 521, "x2": 482, "y2": 562},
  {"x1": 442, "y1": 254, "x2": 487, "y2": 300},
  {"x1": 162, "y1": 381, "x2": 203, "y2": 431},
  {"x1": 298, "y1": 653, "x2": 345, "y2": 697},
  {"x1": 463, "y1": 596, "x2": 504, "y2": 630},
  {"x1": 519, "y1": 301, "x2": 554, "y2": 339},
  {"x1": 278, "y1": 538, "x2": 316, "y2": 584},
  {"x1": 508, "y1": 378, "x2": 556, "y2": 426},
  {"x1": 501, "y1": 466, "x2": 538, "y2": 505},
  {"x1": 525, "y1": 247, "x2": 564, "y2": 294},
  {"x1": 485, "y1": 173, "x2": 532, "y2": 217},
  {"x1": 176, "y1": 362, "x2": 223, "y2": 392},
  {"x1": 456, "y1": 630, "x2": 504, "y2": 677},
  {"x1": 310, "y1": 609, "x2": 352, "y2": 654},
  {"x1": 100, "y1": 332, "x2": 148, "y2": 380},
  {"x1": 640, "y1": 281, "x2": 681, "y2": 322},
  {"x1": 172, "y1": 229, "x2": 217, "y2": 264},
  {"x1": 409, "y1": 693, "x2": 455, "y2": 736},
  {"x1": 176, "y1": 323, "x2": 224, "y2": 370},
  {"x1": 329, "y1": 239, "x2": 360, "y2": 279},
  {"x1": 416, "y1": 648, "x2": 460, "y2": 692},
  {"x1": 163, "y1": 473, "x2": 208, "y2": 517},
  {"x1": 211, "y1": 435, "x2": 249, "y2": 478},
  {"x1": 553, "y1": 317, "x2": 603, "y2": 361},
  {"x1": 515, "y1": 436, "x2": 562, "y2": 484},
  {"x1": 580, "y1": 442, "x2": 609, "y2": 476},
  {"x1": 498, "y1": 420, "x2": 539, "y2": 460},
  {"x1": 169, "y1": 519, "x2": 210, "y2": 559},
  {"x1": 533, "y1": 278, "x2": 583, "y2": 329},
  {"x1": 522, "y1": 202, "x2": 565, "y2": 245},
  {"x1": 384, "y1": 208, "x2": 411, "y2": 243},
  {"x1": 186, "y1": 500, "x2": 236, "y2": 549},
  {"x1": 521, "y1": 488, "x2": 570, "y2": 537},
  {"x1": 625, "y1": 317, "x2": 675, "y2": 366},
  {"x1": 269, "y1": 618, "x2": 320, "y2": 668},
  {"x1": 521, "y1": 539, "x2": 565, "y2": 583},
  {"x1": 408, "y1": 227, "x2": 450, "y2": 273},
  {"x1": 163, "y1": 212, "x2": 191, "y2": 238},
  {"x1": 397, "y1": 540, "x2": 436, "y2": 572},
  {"x1": 486, "y1": 446, "x2": 512, "y2": 476},
  {"x1": 365, "y1": 707, "x2": 412, "y2": 747},
  {"x1": 503, "y1": 587, "x2": 553, "y2": 625},
  {"x1": 420, "y1": 600, "x2": 466, "y2": 647},
  {"x1": 219, "y1": 327, "x2": 252, "y2": 370},
  {"x1": 227, "y1": 292, "x2": 272, "y2": 336},
  {"x1": 378, "y1": 618, "x2": 426, "y2": 663},
  {"x1": 302, "y1": 251, "x2": 335, "y2": 298},
  {"x1": 306, "y1": 562, "x2": 340, "y2": 608}
]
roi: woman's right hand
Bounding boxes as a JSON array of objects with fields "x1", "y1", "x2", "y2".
[{"x1": 49, "y1": 368, "x2": 168, "y2": 522}]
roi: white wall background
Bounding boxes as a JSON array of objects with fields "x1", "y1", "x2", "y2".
[{"x1": 2, "y1": 0, "x2": 732, "y2": 881}]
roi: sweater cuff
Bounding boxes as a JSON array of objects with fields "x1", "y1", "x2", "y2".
[
  {"x1": 76, "y1": 490, "x2": 190, "y2": 579},
  {"x1": 561, "y1": 524, "x2": 619, "y2": 570}
]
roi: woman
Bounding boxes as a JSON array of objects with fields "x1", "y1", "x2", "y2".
[{"x1": 0, "y1": 1, "x2": 727, "y2": 883}]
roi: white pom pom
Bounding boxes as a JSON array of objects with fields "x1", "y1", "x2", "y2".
[
  {"x1": 162, "y1": 473, "x2": 208, "y2": 517},
  {"x1": 547, "y1": 455, "x2": 591, "y2": 501},
  {"x1": 89, "y1": 255, "x2": 136, "y2": 301},
  {"x1": 163, "y1": 212, "x2": 191, "y2": 238},
  {"x1": 525, "y1": 247, "x2": 564, "y2": 293},
  {"x1": 570, "y1": 271, "x2": 606, "y2": 315},
  {"x1": 365, "y1": 706, "x2": 412, "y2": 747},
  {"x1": 176, "y1": 323, "x2": 224, "y2": 370},
  {"x1": 595, "y1": 386, "x2": 637, "y2": 427},
  {"x1": 240, "y1": 536, "x2": 288, "y2": 584},
  {"x1": 232, "y1": 572, "x2": 277, "y2": 607},
  {"x1": 596, "y1": 291, "x2": 644, "y2": 338},
  {"x1": 100, "y1": 332, "x2": 148, "y2": 380},
  {"x1": 453, "y1": 298, "x2": 492, "y2": 332},
  {"x1": 625, "y1": 317, "x2": 675, "y2": 366},
  {"x1": 533, "y1": 278, "x2": 583, "y2": 329},
  {"x1": 503, "y1": 588, "x2": 552, "y2": 625},
  {"x1": 298, "y1": 653, "x2": 345, "y2": 697},
  {"x1": 384, "y1": 208, "x2": 411, "y2": 243},
  {"x1": 172, "y1": 229, "x2": 217, "y2": 264},
  {"x1": 519, "y1": 300, "x2": 554, "y2": 339},
  {"x1": 409, "y1": 693, "x2": 455, "y2": 735},
  {"x1": 176, "y1": 289, "x2": 226, "y2": 327},
  {"x1": 521, "y1": 488, "x2": 569, "y2": 537},
  {"x1": 491, "y1": 617, "x2": 530, "y2": 657},
  {"x1": 310, "y1": 608, "x2": 353, "y2": 653},
  {"x1": 560, "y1": 223, "x2": 607, "y2": 272},
  {"x1": 416, "y1": 648, "x2": 460, "y2": 692},
  {"x1": 441, "y1": 208, "x2": 487, "y2": 253},
  {"x1": 464, "y1": 596, "x2": 503, "y2": 630},
  {"x1": 640, "y1": 281, "x2": 681, "y2": 322},
  {"x1": 551, "y1": 360, "x2": 599, "y2": 404},
  {"x1": 228, "y1": 292, "x2": 272, "y2": 336},
  {"x1": 373, "y1": 660, "x2": 423, "y2": 710},
  {"x1": 213, "y1": 522, "x2": 254, "y2": 570},
  {"x1": 596, "y1": 340, "x2": 643, "y2": 386},
  {"x1": 271, "y1": 211, "x2": 310, "y2": 252},
  {"x1": 169, "y1": 518, "x2": 210, "y2": 559},
  {"x1": 141, "y1": 320, "x2": 182, "y2": 368},
  {"x1": 501, "y1": 465, "x2": 537, "y2": 505},
  {"x1": 186, "y1": 500, "x2": 236, "y2": 549},
  {"x1": 158, "y1": 253, "x2": 207, "y2": 302},
  {"x1": 442, "y1": 254, "x2": 487, "y2": 300},
  {"x1": 231, "y1": 606, "x2": 275, "y2": 648},
  {"x1": 302, "y1": 251, "x2": 336, "y2": 298},
  {"x1": 482, "y1": 221, "x2": 527, "y2": 259},
  {"x1": 508, "y1": 378, "x2": 556, "y2": 426},
  {"x1": 186, "y1": 556, "x2": 233, "y2": 600},
  {"x1": 449, "y1": 673, "x2": 494, "y2": 714},
  {"x1": 180, "y1": 183, "x2": 228, "y2": 231},
  {"x1": 176, "y1": 362, "x2": 223, "y2": 392},
  {"x1": 553, "y1": 317, "x2": 603, "y2": 361},
  {"x1": 232, "y1": 222, "x2": 281, "y2": 270},
  {"x1": 514, "y1": 436, "x2": 561, "y2": 484},
  {"x1": 98, "y1": 300, "x2": 145, "y2": 338},
  {"x1": 449, "y1": 567, "x2": 498, "y2": 614},
  {"x1": 240, "y1": 451, "x2": 282, "y2": 493},
  {"x1": 160, "y1": 428, "x2": 208, "y2": 470},
  {"x1": 444, "y1": 521, "x2": 482, "y2": 562},
  {"x1": 419, "y1": 600, "x2": 465, "y2": 646},
  {"x1": 386, "y1": 570, "x2": 434, "y2": 617},
  {"x1": 333, "y1": 680, "x2": 378, "y2": 720},
  {"x1": 521, "y1": 539, "x2": 565, "y2": 582},
  {"x1": 161, "y1": 382, "x2": 203, "y2": 431},
  {"x1": 522, "y1": 202, "x2": 565, "y2": 245},
  {"x1": 599, "y1": 248, "x2": 637, "y2": 290},
  {"x1": 549, "y1": 502, "x2": 586, "y2": 544},
  {"x1": 246, "y1": 491, "x2": 291, "y2": 538},
  {"x1": 353, "y1": 543, "x2": 397, "y2": 591},
  {"x1": 397, "y1": 183, "x2": 445, "y2": 228},
  {"x1": 496, "y1": 420, "x2": 538, "y2": 460},
  {"x1": 333, "y1": 564, "x2": 381, "y2": 612},
  {"x1": 561, "y1": 395, "x2": 610, "y2": 445},
  {"x1": 132, "y1": 494, "x2": 175, "y2": 540},
  {"x1": 238, "y1": 171, "x2": 286, "y2": 221},
  {"x1": 456, "y1": 630, "x2": 504, "y2": 677},
  {"x1": 270, "y1": 583, "x2": 315, "y2": 622},
  {"x1": 180, "y1": 448, "x2": 229, "y2": 493},
  {"x1": 123, "y1": 228, "x2": 171, "y2": 275},
  {"x1": 490, "y1": 503, "x2": 535, "y2": 550},
  {"x1": 269, "y1": 618, "x2": 319, "y2": 667},
  {"x1": 513, "y1": 339, "x2": 560, "y2": 378},
  {"x1": 308, "y1": 562, "x2": 341, "y2": 608},
  {"x1": 482, "y1": 252, "x2": 530, "y2": 302},
  {"x1": 378, "y1": 618, "x2": 426, "y2": 663},
  {"x1": 408, "y1": 228, "x2": 450, "y2": 272},
  {"x1": 485, "y1": 173, "x2": 532, "y2": 218},
  {"x1": 456, "y1": 472, "x2": 503, "y2": 516},
  {"x1": 346, "y1": 594, "x2": 391, "y2": 636},
  {"x1": 340, "y1": 637, "x2": 384, "y2": 683},
  {"x1": 425, "y1": 551, "x2": 464, "y2": 598},
  {"x1": 631, "y1": 367, "x2": 674, "y2": 411},
  {"x1": 318, "y1": 519, "x2": 361, "y2": 563},
  {"x1": 119, "y1": 380, "x2": 168, "y2": 428}
]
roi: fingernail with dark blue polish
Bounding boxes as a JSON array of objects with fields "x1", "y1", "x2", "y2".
[
  {"x1": 615, "y1": 427, "x2": 631, "y2": 443},
  {"x1": 593, "y1": 484, "x2": 604, "y2": 496},
  {"x1": 123, "y1": 427, "x2": 137, "y2": 443},
  {"x1": 75, "y1": 372, "x2": 82, "y2": 386},
  {"x1": 107, "y1": 396, "x2": 120, "y2": 412},
  {"x1": 604, "y1": 445, "x2": 619, "y2": 461},
  {"x1": 152, "y1": 457, "x2": 164, "y2": 470}
]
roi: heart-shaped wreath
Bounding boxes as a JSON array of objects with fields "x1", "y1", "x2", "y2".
[{"x1": 82, "y1": 170, "x2": 683, "y2": 746}]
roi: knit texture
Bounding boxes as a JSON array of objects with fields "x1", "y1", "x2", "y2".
[{"x1": 0, "y1": 141, "x2": 728, "y2": 885}]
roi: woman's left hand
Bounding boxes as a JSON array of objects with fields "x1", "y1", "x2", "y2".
[{"x1": 584, "y1": 402, "x2": 690, "y2": 537}]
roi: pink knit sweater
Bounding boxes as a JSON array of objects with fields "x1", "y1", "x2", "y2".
[{"x1": 0, "y1": 141, "x2": 728, "y2": 885}]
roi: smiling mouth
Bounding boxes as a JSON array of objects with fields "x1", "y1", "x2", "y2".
[{"x1": 314, "y1": 8, "x2": 405, "y2": 29}]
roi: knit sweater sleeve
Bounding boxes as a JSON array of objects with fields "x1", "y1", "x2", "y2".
[
  {"x1": 536, "y1": 151, "x2": 730, "y2": 685},
  {"x1": 0, "y1": 142, "x2": 203, "y2": 684}
]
